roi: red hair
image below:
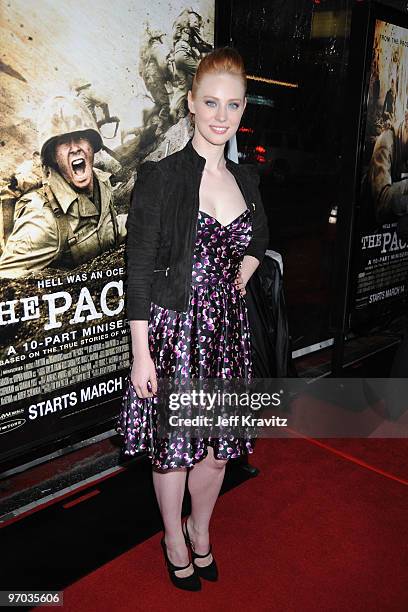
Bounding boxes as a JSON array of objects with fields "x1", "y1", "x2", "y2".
[{"x1": 191, "y1": 47, "x2": 247, "y2": 97}]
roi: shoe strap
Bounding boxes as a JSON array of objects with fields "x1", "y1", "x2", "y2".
[
  {"x1": 192, "y1": 545, "x2": 212, "y2": 559},
  {"x1": 183, "y1": 519, "x2": 192, "y2": 546},
  {"x1": 162, "y1": 537, "x2": 192, "y2": 572},
  {"x1": 168, "y1": 559, "x2": 193, "y2": 572},
  {"x1": 183, "y1": 519, "x2": 212, "y2": 558}
]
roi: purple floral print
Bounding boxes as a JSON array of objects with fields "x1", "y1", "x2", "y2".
[{"x1": 116, "y1": 209, "x2": 254, "y2": 469}]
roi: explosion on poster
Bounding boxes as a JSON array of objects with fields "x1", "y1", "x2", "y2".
[{"x1": 0, "y1": 1, "x2": 214, "y2": 456}]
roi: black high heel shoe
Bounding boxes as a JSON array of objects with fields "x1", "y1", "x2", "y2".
[
  {"x1": 160, "y1": 537, "x2": 201, "y2": 591},
  {"x1": 182, "y1": 519, "x2": 219, "y2": 582}
]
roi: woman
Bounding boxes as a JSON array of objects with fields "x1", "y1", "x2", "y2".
[{"x1": 116, "y1": 47, "x2": 269, "y2": 591}]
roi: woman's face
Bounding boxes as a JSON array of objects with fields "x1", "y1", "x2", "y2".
[{"x1": 188, "y1": 72, "x2": 246, "y2": 146}]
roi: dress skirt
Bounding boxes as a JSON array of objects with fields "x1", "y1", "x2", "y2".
[{"x1": 116, "y1": 208, "x2": 254, "y2": 469}]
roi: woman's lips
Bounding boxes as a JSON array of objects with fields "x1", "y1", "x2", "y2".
[{"x1": 209, "y1": 125, "x2": 229, "y2": 134}]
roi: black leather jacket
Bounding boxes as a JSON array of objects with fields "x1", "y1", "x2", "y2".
[{"x1": 126, "y1": 137, "x2": 269, "y2": 320}]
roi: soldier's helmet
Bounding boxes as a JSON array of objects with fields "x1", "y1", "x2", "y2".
[
  {"x1": 150, "y1": 29, "x2": 166, "y2": 41},
  {"x1": 38, "y1": 95, "x2": 103, "y2": 166}
]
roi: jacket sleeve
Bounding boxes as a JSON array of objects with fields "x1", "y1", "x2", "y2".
[
  {"x1": 125, "y1": 161, "x2": 162, "y2": 320},
  {"x1": 243, "y1": 165, "x2": 269, "y2": 263}
]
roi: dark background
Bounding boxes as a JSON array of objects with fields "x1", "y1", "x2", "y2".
[{"x1": 216, "y1": 0, "x2": 408, "y2": 353}]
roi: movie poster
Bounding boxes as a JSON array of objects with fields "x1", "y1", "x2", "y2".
[
  {"x1": 0, "y1": 0, "x2": 214, "y2": 461},
  {"x1": 351, "y1": 19, "x2": 408, "y2": 328}
]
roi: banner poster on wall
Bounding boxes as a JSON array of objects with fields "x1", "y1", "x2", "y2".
[
  {"x1": 0, "y1": 0, "x2": 214, "y2": 462},
  {"x1": 351, "y1": 18, "x2": 408, "y2": 329}
]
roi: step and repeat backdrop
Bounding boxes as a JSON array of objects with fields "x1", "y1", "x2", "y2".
[{"x1": 0, "y1": 0, "x2": 214, "y2": 462}]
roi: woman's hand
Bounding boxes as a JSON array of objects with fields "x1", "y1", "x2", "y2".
[
  {"x1": 130, "y1": 354, "x2": 158, "y2": 399},
  {"x1": 235, "y1": 255, "x2": 261, "y2": 296},
  {"x1": 234, "y1": 269, "x2": 247, "y2": 296}
]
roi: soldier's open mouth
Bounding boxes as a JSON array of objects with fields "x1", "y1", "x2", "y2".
[{"x1": 71, "y1": 158, "x2": 86, "y2": 175}]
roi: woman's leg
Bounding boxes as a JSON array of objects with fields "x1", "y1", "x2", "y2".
[
  {"x1": 186, "y1": 446, "x2": 227, "y2": 565},
  {"x1": 152, "y1": 468, "x2": 193, "y2": 577}
]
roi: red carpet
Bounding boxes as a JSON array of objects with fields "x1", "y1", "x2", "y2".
[
  {"x1": 312, "y1": 438, "x2": 408, "y2": 481},
  {"x1": 37, "y1": 438, "x2": 408, "y2": 612}
]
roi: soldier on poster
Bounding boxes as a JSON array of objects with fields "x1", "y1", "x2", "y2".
[
  {"x1": 71, "y1": 79, "x2": 120, "y2": 136},
  {"x1": 367, "y1": 109, "x2": 408, "y2": 228},
  {"x1": 363, "y1": 24, "x2": 408, "y2": 229},
  {"x1": 171, "y1": 8, "x2": 213, "y2": 120},
  {"x1": 138, "y1": 25, "x2": 173, "y2": 137},
  {"x1": 382, "y1": 78, "x2": 396, "y2": 124},
  {"x1": 0, "y1": 95, "x2": 127, "y2": 278}
]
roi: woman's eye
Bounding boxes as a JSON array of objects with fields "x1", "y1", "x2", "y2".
[
  {"x1": 205, "y1": 100, "x2": 216, "y2": 107},
  {"x1": 229, "y1": 102, "x2": 240, "y2": 109}
]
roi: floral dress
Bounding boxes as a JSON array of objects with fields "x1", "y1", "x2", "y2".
[{"x1": 116, "y1": 208, "x2": 254, "y2": 469}]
